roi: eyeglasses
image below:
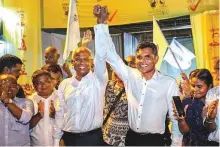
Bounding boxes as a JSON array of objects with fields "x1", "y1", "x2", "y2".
[
  {"x1": 34, "y1": 80, "x2": 51, "y2": 86},
  {"x1": 45, "y1": 56, "x2": 54, "y2": 60},
  {"x1": 0, "y1": 83, "x2": 19, "y2": 91},
  {"x1": 8, "y1": 84, "x2": 19, "y2": 89},
  {"x1": 74, "y1": 58, "x2": 92, "y2": 63},
  {"x1": 9, "y1": 67, "x2": 22, "y2": 75}
]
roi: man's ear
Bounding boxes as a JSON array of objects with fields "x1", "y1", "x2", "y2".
[
  {"x1": 3, "y1": 67, "x2": 10, "y2": 74},
  {"x1": 72, "y1": 59, "x2": 76, "y2": 66},
  {"x1": 91, "y1": 59, "x2": 94, "y2": 67},
  {"x1": 209, "y1": 84, "x2": 213, "y2": 90},
  {"x1": 57, "y1": 54, "x2": 60, "y2": 59},
  {"x1": 91, "y1": 63, "x2": 94, "y2": 69},
  {"x1": 155, "y1": 55, "x2": 159, "y2": 63}
]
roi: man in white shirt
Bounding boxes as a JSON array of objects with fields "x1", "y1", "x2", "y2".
[
  {"x1": 93, "y1": 5, "x2": 182, "y2": 146},
  {"x1": 54, "y1": 30, "x2": 108, "y2": 146},
  {"x1": 44, "y1": 46, "x2": 72, "y2": 78},
  {"x1": 29, "y1": 69, "x2": 58, "y2": 146},
  {"x1": 204, "y1": 59, "x2": 219, "y2": 145},
  {"x1": 0, "y1": 74, "x2": 33, "y2": 146}
]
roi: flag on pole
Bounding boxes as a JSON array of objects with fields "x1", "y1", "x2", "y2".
[
  {"x1": 153, "y1": 16, "x2": 169, "y2": 70},
  {"x1": 164, "y1": 38, "x2": 195, "y2": 70},
  {"x1": 63, "y1": 0, "x2": 80, "y2": 60}
]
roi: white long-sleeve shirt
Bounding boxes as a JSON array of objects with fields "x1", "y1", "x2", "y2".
[
  {"x1": 53, "y1": 40, "x2": 108, "y2": 145},
  {"x1": 205, "y1": 86, "x2": 219, "y2": 143},
  {"x1": 29, "y1": 91, "x2": 59, "y2": 146},
  {"x1": 0, "y1": 97, "x2": 33, "y2": 146},
  {"x1": 94, "y1": 24, "x2": 183, "y2": 146}
]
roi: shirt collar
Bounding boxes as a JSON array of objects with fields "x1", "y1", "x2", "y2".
[
  {"x1": 37, "y1": 90, "x2": 56, "y2": 101},
  {"x1": 142, "y1": 70, "x2": 159, "y2": 81},
  {"x1": 13, "y1": 97, "x2": 20, "y2": 102},
  {"x1": 71, "y1": 71, "x2": 93, "y2": 86},
  {"x1": 152, "y1": 70, "x2": 160, "y2": 80}
]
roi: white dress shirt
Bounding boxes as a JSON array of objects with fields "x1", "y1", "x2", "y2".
[
  {"x1": 29, "y1": 90, "x2": 59, "y2": 146},
  {"x1": 53, "y1": 43, "x2": 108, "y2": 145},
  {"x1": 205, "y1": 86, "x2": 219, "y2": 143},
  {"x1": 94, "y1": 24, "x2": 183, "y2": 146},
  {"x1": 0, "y1": 97, "x2": 33, "y2": 146}
]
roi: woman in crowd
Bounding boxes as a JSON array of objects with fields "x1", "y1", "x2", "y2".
[
  {"x1": 175, "y1": 69, "x2": 214, "y2": 146},
  {"x1": 180, "y1": 69, "x2": 200, "y2": 98},
  {"x1": 102, "y1": 71, "x2": 129, "y2": 146}
]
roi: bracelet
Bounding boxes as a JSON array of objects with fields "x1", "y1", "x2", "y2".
[
  {"x1": 206, "y1": 118, "x2": 215, "y2": 124},
  {"x1": 1, "y1": 99, "x2": 13, "y2": 107}
]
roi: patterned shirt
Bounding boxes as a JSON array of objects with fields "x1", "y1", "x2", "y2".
[{"x1": 103, "y1": 80, "x2": 129, "y2": 146}]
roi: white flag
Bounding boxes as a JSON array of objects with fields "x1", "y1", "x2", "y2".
[
  {"x1": 63, "y1": 0, "x2": 80, "y2": 60},
  {"x1": 164, "y1": 38, "x2": 195, "y2": 70}
]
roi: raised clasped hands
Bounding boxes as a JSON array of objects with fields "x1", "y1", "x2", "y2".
[{"x1": 93, "y1": 5, "x2": 109, "y2": 24}]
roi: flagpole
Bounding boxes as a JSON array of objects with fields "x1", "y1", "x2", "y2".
[
  {"x1": 167, "y1": 46, "x2": 183, "y2": 72},
  {"x1": 153, "y1": 16, "x2": 183, "y2": 72}
]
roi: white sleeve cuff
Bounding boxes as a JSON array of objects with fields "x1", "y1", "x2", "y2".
[
  {"x1": 94, "y1": 24, "x2": 109, "y2": 34},
  {"x1": 54, "y1": 139, "x2": 60, "y2": 146}
]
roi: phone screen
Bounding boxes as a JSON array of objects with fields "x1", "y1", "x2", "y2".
[{"x1": 173, "y1": 96, "x2": 185, "y2": 117}]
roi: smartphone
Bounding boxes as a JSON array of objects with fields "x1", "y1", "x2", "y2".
[{"x1": 173, "y1": 96, "x2": 185, "y2": 117}]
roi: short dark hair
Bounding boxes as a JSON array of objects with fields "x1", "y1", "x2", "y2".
[
  {"x1": 32, "y1": 69, "x2": 51, "y2": 85},
  {"x1": 0, "y1": 54, "x2": 22, "y2": 73},
  {"x1": 136, "y1": 41, "x2": 158, "y2": 56},
  {"x1": 189, "y1": 69, "x2": 200, "y2": 80},
  {"x1": 196, "y1": 69, "x2": 213, "y2": 88},
  {"x1": 41, "y1": 64, "x2": 63, "y2": 78}
]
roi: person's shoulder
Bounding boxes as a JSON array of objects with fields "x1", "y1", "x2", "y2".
[
  {"x1": 206, "y1": 86, "x2": 220, "y2": 99},
  {"x1": 60, "y1": 77, "x2": 72, "y2": 85},
  {"x1": 157, "y1": 71, "x2": 176, "y2": 82},
  {"x1": 26, "y1": 93, "x2": 40, "y2": 105},
  {"x1": 208, "y1": 86, "x2": 220, "y2": 94},
  {"x1": 58, "y1": 77, "x2": 73, "y2": 92},
  {"x1": 182, "y1": 97, "x2": 192, "y2": 105},
  {"x1": 28, "y1": 92, "x2": 38, "y2": 100},
  {"x1": 16, "y1": 96, "x2": 34, "y2": 105},
  {"x1": 127, "y1": 67, "x2": 142, "y2": 79}
]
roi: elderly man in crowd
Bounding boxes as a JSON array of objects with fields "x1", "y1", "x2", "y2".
[{"x1": 0, "y1": 74, "x2": 33, "y2": 146}]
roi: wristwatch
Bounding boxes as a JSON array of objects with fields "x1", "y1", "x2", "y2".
[
  {"x1": 8, "y1": 99, "x2": 13, "y2": 104},
  {"x1": 3, "y1": 98, "x2": 13, "y2": 105}
]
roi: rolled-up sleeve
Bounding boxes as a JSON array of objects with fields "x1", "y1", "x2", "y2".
[
  {"x1": 18, "y1": 99, "x2": 34, "y2": 124},
  {"x1": 167, "y1": 80, "x2": 183, "y2": 146}
]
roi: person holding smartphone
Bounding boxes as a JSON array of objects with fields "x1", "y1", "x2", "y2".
[{"x1": 174, "y1": 69, "x2": 214, "y2": 146}]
